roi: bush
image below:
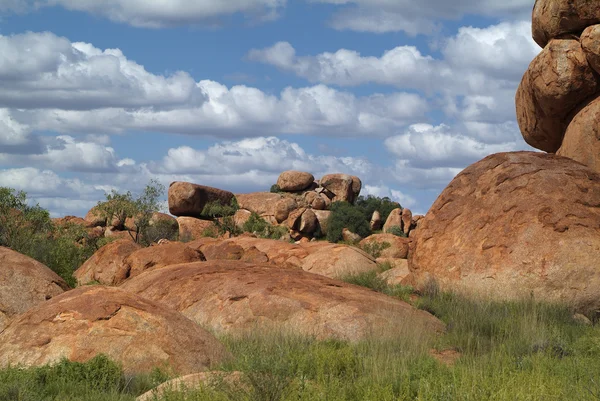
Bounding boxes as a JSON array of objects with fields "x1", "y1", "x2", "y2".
[
  {"x1": 326, "y1": 201, "x2": 371, "y2": 243},
  {"x1": 355, "y1": 195, "x2": 401, "y2": 224},
  {"x1": 361, "y1": 241, "x2": 391, "y2": 259},
  {"x1": 243, "y1": 213, "x2": 289, "y2": 240},
  {"x1": 387, "y1": 225, "x2": 407, "y2": 238},
  {"x1": 270, "y1": 184, "x2": 283, "y2": 193},
  {"x1": 201, "y1": 198, "x2": 239, "y2": 218}
]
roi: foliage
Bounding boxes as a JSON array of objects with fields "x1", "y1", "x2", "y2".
[
  {"x1": 341, "y1": 270, "x2": 413, "y2": 302},
  {"x1": 243, "y1": 213, "x2": 289, "y2": 240},
  {"x1": 270, "y1": 184, "x2": 283, "y2": 193},
  {"x1": 201, "y1": 198, "x2": 239, "y2": 219},
  {"x1": 326, "y1": 201, "x2": 371, "y2": 243},
  {"x1": 386, "y1": 225, "x2": 407, "y2": 238},
  {"x1": 355, "y1": 195, "x2": 401, "y2": 224},
  {"x1": 95, "y1": 180, "x2": 167, "y2": 246},
  {"x1": 360, "y1": 241, "x2": 391, "y2": 259}
]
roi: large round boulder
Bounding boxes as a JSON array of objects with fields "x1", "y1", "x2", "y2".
[
  {"x1": 320, "y1": 174, "x2": 361, "y2": 203},
  {"x1": 168, "y1": 182, "x2": 235, "y2": 217},
  {"x1": 409, "y1": 152, "x2": 600, "y2": 315},
  {"x1": 581, "y1": 24, "x2": 600, "y2": 74},
  {"x1": 298, "y1": 242, "x2": 379, "y2": 278},
  {"x1": 515, "y1": 39, "x2": 600, "y2": 153},
  {"x1": 74, "y1": 239, "x2": 141, "y2": 286},
  {"x1": 276, "y1": 171, "x2": 315, "y2": 192},
  {"x1": 532, "y1": 0, "x2": 600, "y2": 49},
  {"x1": 0, "y1": 247, "x2": 70, "y2": 328},
  {"x1": 0, "y1": 286, "x2": 230, "y2": 374},
  {"x1": 557, "y1": 95, "x2": 600, "y2": 173},
  {"x1": 120, "y1": 262, "x2": 444, "y2": 342}
]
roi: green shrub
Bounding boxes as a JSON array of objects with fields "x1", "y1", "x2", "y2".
[
  {"x1": 361, "y1": 241, "x2": 391, "y2": 259},
  {"x1": 201, "y1": 198, "x2": 239, "y2": 218},
  {"x1": 243, "y1": 213, "x2": 289, "y2": 240},
  {"x1": 326, "y1": 201, "x2": 371, "y2": 243},
  {"x1": 355, "y1": 195, "x2": 401, "y2": 224},
  {"x1": 270, "y1": 184, "x2": 283, "y2": 193},
  {"x1": 386, "y1": 225, "x2": 407, "y2": 237}
]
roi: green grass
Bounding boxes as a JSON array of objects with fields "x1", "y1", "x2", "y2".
[{"x1": 2, "y1": 291, "x2": 599, "y2": 401}]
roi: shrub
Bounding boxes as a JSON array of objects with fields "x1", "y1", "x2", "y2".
[
  {"x1": 326, "y1": 201, "x2": 371, "y2": 243},
  {"x1": 355, "y1": 195, "x2": 401, "y2": 224},
  {"x1": 243, "y1": 213, "x2": 289, "y2": 240},
  {"x1": 270, "y1": 184, "x2": 283, "y2": 193},
  {"x1": 387, "y1": 225, "x2": 407, "y2": 237},
  {"x1": 201, "y1": 198, "x2": 239, "y2": 218},
  {"x1": 361, "y1": 241, "x2": 391, "y2": 259}
]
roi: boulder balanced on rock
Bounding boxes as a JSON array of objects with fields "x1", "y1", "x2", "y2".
[{"x1": 168, "y1": 181, "x2": 235, "y2": 217}]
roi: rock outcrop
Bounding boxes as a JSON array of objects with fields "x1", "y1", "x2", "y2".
[
  {"x1": 276, "y1": 171, "x2": 315, "y2": 192},
  {"x1": 409, "y1": 152, "x2": 600, "y2": 315},
  {"x1": 123, "y1": 242, "x2": 205, "y2": 280},
  {"x1": 0, "y1": 286, "x2": 230, "y2": 374},
  {"x1": 121, "y1": 262, "x2": 444, "y2": 342},
  {"x1": 177, "y1": 217, "x2": 217, "y2": 241},
  {"x1": 74, "y1": 239, "x2": 141, "y2": 286},
  {"x1": 168, "y1": 182, "x2": 235, "y2": 217},
  {"x1": 360, "y1": 234, "x2": 411, "y2": 259},
  {"x1": 532, "y1": 0, "x2": 600, "y2": 48},
  {"x1": 0, "y1": 247, "x2": 70, "y2": 328}
]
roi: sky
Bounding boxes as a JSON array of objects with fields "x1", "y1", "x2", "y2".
[{"x1": 0, "y1": 0, "x2": 540, "y2": 217}]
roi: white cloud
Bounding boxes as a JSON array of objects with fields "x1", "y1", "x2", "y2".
[
  {"x1": 384, "y1": 124, "x2": 519, "y2": 169},
  {"x1": 0, "y1": 32, "x2": 205, "y2": 110},
  {"x1": 308, "y1": 0, "x2": 533, "y2": 34},
  {"x1": 1, "y1": 0, "x2": 285, "y2": 27}
]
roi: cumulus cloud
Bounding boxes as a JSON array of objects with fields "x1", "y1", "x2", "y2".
[
  {"x1": 0, "y1": 0, "x2": 285, "y2": 27},
  {"x1": 19, "y1": 83, "x2": 428, "y2": 137},
  {"x1": 308, "y1": 0, "x2": 533, "y2": 34},
  {"x1": 0, "y1": 32, "x2": 205, "y2": 110}
]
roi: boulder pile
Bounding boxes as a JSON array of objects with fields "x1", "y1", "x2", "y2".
[{"x1": 517, "y1": 0, "x2": 600, "y2": 172}]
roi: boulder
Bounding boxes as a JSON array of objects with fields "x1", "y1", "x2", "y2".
[
  {"x1": 313, "y1": 210, "x2": 332, "y2": 235},
  {"x1": 370, "y1": 211, "x2": 382, "y2": 231},
  {"x1": 378, "y1": 260, "x2": 410, "y2": 286},
  {"x1": 104, "y1": 227, "x2": 136, "y2": 241},
  {"x1": 383, "y1": 208, "x2": 403, "y2": 233},
  {"x1": 342, "y1": 228, "x2": 362, "y2": 243},
  {"x1": 168, "y1": 182, "x2": 235, "y2": 217},
  {"x1": 409, "y1": 152, "x2": 600, "y2": 315},
  {"x1": 123, "y1": 242, "x2": 205, "y2": 280},
  {"x1": 557, "y1": 95, "x2": 600, "y2": 173},
  {"x1": 274, "y1": 197, "x2": 298, "y2": 223},
  {"x1": 277, "y1": 171, "x2": 315, "y2": 192},
  {"x1": 120, "y1": 262, "x2": 444, "y2": 342},
  {"x1": 74, "y1": 239, "x2": 142, "y2": 286},
  {"x1": 84, "y1": 206, "x2": 108, "y2": 227},
  {"x1": 233, "y1": 209, "x2": 252, "y2": 230},
  {"x1": 125, "y1": 212, "x2": 178, "y2": 233},
  {"x1": 177, "y1": 217, "x2": 217, "y2": 241},
  {"x1": 532, "y1": 0, "x2": 600, "y2": 48},
  {"x1": 581, "y1": 24, "x2": 600, "y2": 74},
  {"x1": 402, "y1": 208, "x2": 414, "y2": 236},
  {"x1": 137, "y1": 372, "x2": 245, "y2": 401},
  {"x1": 299, "y1": 209, "x2": 319, "y2": 235},
  {"x1": 0, "y1": 286, "x2": 230, "y2": 374},
  {"x1": 202, "y1": 241, "x2": 245, "y2": 261},
  {"x1": 227, "y1": 237, "x2": 309, "y2": 269},
  {"x1": 286, "y1": 208, "x2": 307, "y2": 230},
  {"x1": 0, "y1": 247, "x2": 69, "y2": 320},
  {"x1": 515, "y1": 39, "x2": 600, "y2": 152},
  {"x1": 320, "y1": 174, "x2": 357, "y2": 203},
  {"x1": 298, "y1": 243, "x2": 378, "y2": 278},
  {"x1": 236, "y1": 192, "x2": 283, "y2": 222},
  {"x1": 360, "y1": 234, "x2": 411, "y2": 259}
]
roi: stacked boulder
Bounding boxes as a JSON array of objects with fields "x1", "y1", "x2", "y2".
[
  {"x1": 517, "y1": 0, "x2": 600, "y2": 172},
  {"x1": 410, "y1": 1, "x2": 600, "y2": 317}
]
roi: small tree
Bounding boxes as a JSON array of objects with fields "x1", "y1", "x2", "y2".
[
  {"x1": 355, "y1": 195, "x2": 401, "y2": 224},
  {"x1": 95, "y1": 180, "x2": 167, "y2": 245},
  {"x1": 326, "y1": 201, "x2": 371, "y2": 243}
]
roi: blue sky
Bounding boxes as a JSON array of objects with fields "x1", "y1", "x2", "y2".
[{"x1": 0, "y1": 0, "x2": 539, "y2": 217}]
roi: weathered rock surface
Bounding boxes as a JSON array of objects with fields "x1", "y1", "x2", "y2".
[
  {"x1": 233, "y1": 209, "x2": 252, "y2": 230},
  {"x1": 226, "y1": 237, "x2": 308, "y2": 269},
  {"x1": 557, "y1": 95, "x2": 600, "y2": 173},
  {"x1": 0, "y1": 286, "x2": 230, "y2": 374},
  {"x1": 378, "y1": 261, "x2": 410, "y2": 286},
  {"x1": 74, "y1": 240, "x2": 142, "y2": 286},
  {"x1": 320, "y1": 174, "x2": 359, "y2": 203},
  {"x1": 275, "y1": 198, "x2": 297, "y2": 223},
  {"x1": 383, "y1": 208, "x2": 403, "y2": 233},
  {"x1": 581, "y1": 24, "x2": 600, "y2": 74},
  {"x1": 360, "y1": 234, "x2": 411, "y2": 259},
  {"x1": 313, "y1": 210, "x2": 332, "y2": 235},
  {"x1": 236, "y1": 193, "x2": 283, "y2": 221},
  {"x1": 202, "y1": 241, "x2": 245, "y2": 261},
  {"x1": 370, "y1": 211, "x2": 382, "y2": 231},
  {"x1": 516, "y1": 39, "x2": 600, "y2": 153},
  {"x1": 177, "y1": 217, "x2": 217, "y2": 241},
  {"x1": 0, "y1": 247, "x2": 70, "y2": 320},
  {"x1": 125, "y1": 212, "x2": 178, "y2": 233},
  {"x1": 409, "y1": 152, "x2": 600, "y2": 315},
  {"x1": 121, "y1": 262, "x2": 444, "y2": 342},
  {"x1": 401, "y1": 208, "x2": 414, "y2": 235},
  {"x1": 277, "y1": 171, "x2": 315, "y2": 192},
  {"x1": 169, "y1": 182, "x2": 235, "y2": 217},
  {"x1": 124, "y1": 242, "x2": 205, "y2": 280},
  {"x1": 342, "y1": 228, "x2": 362, "y2": 243},
  {"x1": 298, "y1": 242, "x2": 378, "y2": 278},
  {"x1": 532, "y1": 0, "x2": 600, "y2": 48}
]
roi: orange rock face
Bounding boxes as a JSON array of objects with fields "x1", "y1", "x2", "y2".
[
  {"x1": 74, "y1": 239, "x2": 141, "y2": 286},
  {"x1": 0, "y1": 247, "x2": 70, "y2": 325},
  {"x1": 121, "y1": 262, "x2": 444, "y2": 342},
  {"x1": 168, "y1": 181, "x2": 235, "y2": 217},
  {"x1": 0, "y1": 286, "x2": 230, "y2": 374},
  {"x1": 360, "y1": 234, "x2": 411, "y2": 259},
  {"x1": 409, "y1": 152, "x2": 600, "y2": 315},
  {"x1": 557, "y1": 95, "x2": 600, "y2": 173},
  {"x1": 124, "y1": 242, "x2": 205, "y2": 280},
  {"x1": 532, "y1": 0, "x2": 600, "y2": 48},
  {"x1": 516, "y1": 39, "x2": 600, "y2": 153}
]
